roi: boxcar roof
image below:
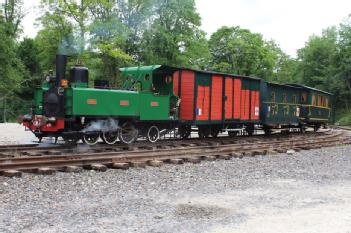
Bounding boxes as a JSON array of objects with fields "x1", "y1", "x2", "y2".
[
  {"x1": 180, "y1": 67, "x2": 261, "y2": 81},
  {"x1": 120, "y1": 65, "x2": 261, "y2": 81},
  {"x1": 286, "y1": 84, "x2": 332, "y2": 95}
]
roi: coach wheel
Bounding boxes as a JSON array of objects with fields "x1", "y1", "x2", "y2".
[
  {"x1": 119, "y1": 122, "x2": 138, "y2": 144},
  {"x1": 314, "y1": 124, "x2": 320, "y2": 132},
  {"x1": 83, "y1": 133, "x2": 100, "y2": 146},
  {"x1": 147, "y1": 126, "x2": 160, "y2": 143},
  {"x1": 210, "y1": 128, "x2": 220, "y2": 138},
  {"x1": 228, "y1": 131, "x2": 238, "y2": 137},
  {"x1": 300, "y1": 125, "x2": 306, "y2": 134},
  {"x1": 102, "y1": 131, "x2": 119, "y2": 145},
  {"x1": 179, "y1": 125, "x2": 191, "y2": 139}
]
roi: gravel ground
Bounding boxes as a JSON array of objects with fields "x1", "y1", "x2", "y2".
[
  {"x1": 1, "y1": 144, "x2": 351, "y2": 233},
  {"x1": 0, "y1": 123, "x2": 36, "y2": 145}
]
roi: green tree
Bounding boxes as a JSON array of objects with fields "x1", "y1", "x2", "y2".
[
  {"x1": 297, "y1": 27, "x2": 338, "y2": 89},
  {"x1": 17, "y1": 38, "x2": 41, "y2": 98},
  {"x1": 208, "y1": 26, "x2": 277, "y2": 79},
  {"x1": 141, "y1": 0, "x2": 210, "y2": 68},
  {"x1": 337, "y1": 17, "x2": 351, "y2": 110},
  {"x1": 0, "y1": 0, "x2": 26, "y2": 96},
  {"x1": 88, "y1": 0, "x2": 133, "y2": 86},
  {"x1": 35, "y1": 11, "x2": 73, "y2": 71},
  {"x1": 1, "y1": 0, "x2": 24, "y2": 38},
  {"x1": 0, "y1": 2, "x2": 29, "y2": 121},
  {"x1": 41, "y1": 0, "x2": 94, "y2": 53}
]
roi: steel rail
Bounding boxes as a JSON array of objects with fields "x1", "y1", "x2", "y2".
[{"x1": 0, "y1": 131, "x2": 347, "y2": 174}]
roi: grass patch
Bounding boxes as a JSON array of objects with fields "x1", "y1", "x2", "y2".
[{"x1": 336, "y1": 110, "x2": 351, "y2": 126}]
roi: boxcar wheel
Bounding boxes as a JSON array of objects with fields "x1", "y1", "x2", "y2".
[
  {"x1": 246, "y1": 126, "x2": 254, "y2": 136},
  {"x1": 83, "y1": 133, "x2": 100, "y2": 146},
  {"x1": 198, "y1": 127, "x2": 210, "y2": 138},
  {"x1": 119, "y1": 122, "x2": 138, "y2": 144},
  {"x1": 210, "y1": 128, "x2": 220, "y2": 138},
  {"x1": 179, "y1": 125, "x2": 191, "y2": 139},
  {"x1": 101, "y1": 131, "x2": 119, "y2": 145},
  {"x1": 147, "y1": 126, "x2": 160, "y2": 143}
]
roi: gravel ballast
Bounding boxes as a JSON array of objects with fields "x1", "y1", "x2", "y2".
[
  {"x1": 0, "y1": 123, "x2": 36, "y2": 145},
  {"x1": 1, "y1": 145, "x2": 351, "y2": 233}
]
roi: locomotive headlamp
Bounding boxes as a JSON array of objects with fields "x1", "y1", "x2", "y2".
[
  {"x1": 47, "y1": 117, "x2": 56, "y2": 123},
  {"x1": 60, "y1": 79, "x2": 69, "y2": 87}
]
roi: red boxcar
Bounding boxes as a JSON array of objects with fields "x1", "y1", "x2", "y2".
[{"x1": 173, "y1": 68, "x2": 261, "y2": 137}]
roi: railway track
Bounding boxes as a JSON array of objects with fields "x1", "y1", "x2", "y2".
[
  {"x1": 0, "y1": 129, "x2": 336, "y2": 157},
  {"x1": 0, "y1": 129, "x2": 350, "y2": 177}
]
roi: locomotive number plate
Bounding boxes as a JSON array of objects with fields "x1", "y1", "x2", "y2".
[
  {"x1": 87, "y1": 99, "x2": 97, "y2": 105},
  {"x1": 150, "y1": 102, "x2": 159, "y2": 107},
  {"x1": 120, "y1": 100, "x2": 129, "y2": 106}
]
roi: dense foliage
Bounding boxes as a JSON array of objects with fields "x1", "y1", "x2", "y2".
[{"x1": 0, "y1": 0, "x2": 351, "y2": 123}]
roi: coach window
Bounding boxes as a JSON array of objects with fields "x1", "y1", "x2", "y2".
[
  {"x1": 282, "y1": 93, "x2": 287, "y2": 103},
  {"x1": 301, "y1": 93, "x2": 307, "y2": 104},
  {"x1": 320, "y1": 96, "x2": 325, "y2": 107},
  {"x1": 318, "y1": 95, "x2": 323, "y2": 107},
  {"x1": 326, "y1": 97, "x2": 329, "y2": 107},
  {"x1": 312, "y1": 95, "x2": 317, "y2": 106},
  {"x1": 271, "y1": 92, "x2": 276, "y2": 102},
  {"x1": 292, "y1": 95, "x2": 297, "y2": 104}
]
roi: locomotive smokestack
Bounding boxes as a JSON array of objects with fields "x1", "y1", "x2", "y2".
[{"x1": 56, "y1": 54, "x2": 67, "y2": 86}]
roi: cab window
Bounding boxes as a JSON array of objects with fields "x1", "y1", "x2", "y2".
[{"x1": 144, "y1": 74, "x2": 150, "y2": 81}]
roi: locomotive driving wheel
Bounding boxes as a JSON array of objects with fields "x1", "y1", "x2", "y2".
[
  {"x1": 101, "y1": 131, "x2": 119, "y2": 145},
  {"x1": 83, "y1": 133, "x2": 100, "y2": 145},
  {"x1": 147, "y1": 126, "x2": 160, "y2": 143},
  {"x1": 119, "y1": 122, "x2": 138, "y2": 144}
]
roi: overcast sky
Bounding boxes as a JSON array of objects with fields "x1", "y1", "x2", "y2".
[{"x1": 19, "y1": 0, "x2": 351, "y2": 57}]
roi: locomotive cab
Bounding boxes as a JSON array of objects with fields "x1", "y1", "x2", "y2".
[{"x1": 119, "y1": 65, "x2": 180, "y2": 120}]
